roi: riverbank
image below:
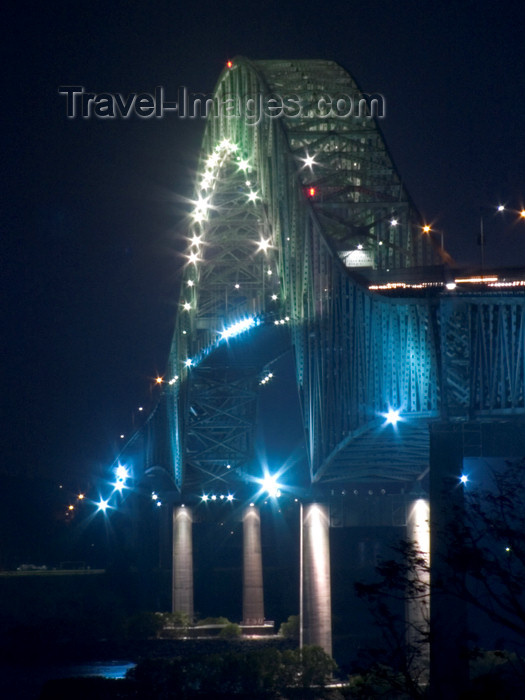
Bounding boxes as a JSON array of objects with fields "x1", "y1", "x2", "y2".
[{"x1": 0, "y1": 636, "x2": 297, "y2": 699}]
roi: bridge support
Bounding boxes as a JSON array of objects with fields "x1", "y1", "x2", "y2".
[
  {"x1": 406, "y1": 496, "x2": 430, "y2": 684},
  {"x1": 242, "y1": 505, "x2": 265, "y2": 624},
  {"x1": 302, "y1": 503, "x2": 332, "y2": 656},
  {"x1": 172, "y1": 506, "x2": 194, "y2": 619}
]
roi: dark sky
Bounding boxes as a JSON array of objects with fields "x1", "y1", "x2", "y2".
[{"x1": 3, "y1": 0, "x2": 525, "y2": 490}]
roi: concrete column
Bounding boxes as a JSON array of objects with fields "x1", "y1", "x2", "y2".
[
  {"x1": 172, "y1": 505, "x2": 193, "y2": 619},
  {"x1": 302, "y1": 503, "x2": 332, "y2": 656},
  {"x1": 406, "y1": 497, "x2": 430, "y2": 684},
  {"x1": 242, "y1": 505, "x2": 264, "y2": 625}
]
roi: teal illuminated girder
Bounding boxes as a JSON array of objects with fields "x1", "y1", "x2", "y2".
[{"x1": 152, "y1": 58, "x2": 525, "y2": 491}]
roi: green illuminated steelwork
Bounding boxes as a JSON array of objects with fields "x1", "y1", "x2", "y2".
[{"x1": 153, "y1": 58, "x2": 525, "y2": 491}]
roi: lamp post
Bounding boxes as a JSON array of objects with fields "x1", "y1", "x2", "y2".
[
  {"x1": 479, "y1": 203, "x2": 521, "y2": 270},
  {"x1": 479, "y1": 212, "x2": 486, "y2": 271}
]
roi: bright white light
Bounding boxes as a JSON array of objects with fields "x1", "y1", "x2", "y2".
[
  {"x1": 256, "y1": 237, "x2": 271, "y2": 253},
  {"x1": 220, "y1": 316, "x2": 256, "y2": 340},
  {"x1": 460, "y1": 474, "x2": 468, "y2": 484},
  {"x1": 260, "y1": 372, "x2": 274, "y2": 385},
  {"x1": 390, "y1": 218, "x2": 399, "y2": 227},
  {"x1": 237, "y1": 157, "x2": 250, "y2": 171},
  {"x1": 193, "y1": 194, "x2": 210, "y2": 218},
  {"x1": 187, "y1": 280, "x2": 194, "y2": 287},
  {"x1": 184, "y1": 358, "x2": 193, "y2": 368},
  {"x1": 188, "y1": 251, "x2": 199, "y2": 264},
  {"x1": 183, "y1": 301, "x2": 191, "y2": 311},
  {"x1": 152, "y1": 492, "x2": 158, "y2": 500},
  {"x1": 96, "y1": 498, "x2": 109, "y2": 513},
  {"x1": 446, "y1": 282, "x2": 457, "y2": 290},
  {"x1": 201, "y1": 494, "x2": 209, "y2": 502},
  {"x1": 206, "y1": 153, "x2": 220, "y2": 168},
  {"x1": 190, "y1": 233, "x2": 203, "y2": 246},
  {"x1": 247, "y1": 190, "x2": 259, "y2": 203},
  {"x1": 384, "y1": 408, "x2": 401, "y2": 426},
  {"x1": 271, "y1": 294, "x2": 278, "y2": 300},
  {"x1": 201, "y1": 172, "x2": 214, "y2": 188},
  {"x1": 116, "y1": 465, "x2": 129, "y2": 481},
  {"x1": 357, "y1": 244, "x2": 363, "y2": 250},
  {"x1": 497, "y1": 204, "x2": 505, "y2": 212},
  {"x1": 262, "y1": 474, "x2": 281, "y2": 498},
  {"x1": 227, "y1": 494, "x2": 234, "y2": 501},
  {"x1": 301, "y1": 152, "x2": 318, "y2": 169}
]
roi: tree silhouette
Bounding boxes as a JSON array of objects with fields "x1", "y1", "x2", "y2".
[{"x1": 354, "y1": 458, "x2": 525, "y2": 698}]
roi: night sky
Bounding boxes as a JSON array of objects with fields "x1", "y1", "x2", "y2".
[{"x1": 3, "y1": 1, "x2": 525, "y2": 517}]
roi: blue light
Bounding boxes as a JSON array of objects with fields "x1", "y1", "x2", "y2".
[
  {"x1": 115, "y1": 465, "x2": 129, "y2": 481},
  {"x1": 96, "y1": 498, "x2": 110, "y2": 513},
  {"x1": 219, "y1": 316, "x2": 256, "y2": 341},
  {"x1": 384, "y1": 408, "x2": 401, "y2": 426},
  {"x1": 262, "y1": 474, "x2": 281, "y2": 498},
  {"x1": 460, "y1": 474, "x2": 468, "y2": 484}
]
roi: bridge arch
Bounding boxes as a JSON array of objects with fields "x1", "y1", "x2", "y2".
[{"x1": 163, "y1": 58, "x2": 440, "y2": 491}]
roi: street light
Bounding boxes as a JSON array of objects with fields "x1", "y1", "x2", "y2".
[{"x1": 422, "y1": 224, "x2": 444, "y2": 252}]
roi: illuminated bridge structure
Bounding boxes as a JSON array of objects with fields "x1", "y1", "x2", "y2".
[{"x1": 127, "y1": 59, "x2": 525, "y2": 661}]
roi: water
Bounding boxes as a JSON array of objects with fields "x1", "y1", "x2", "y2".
[{"x1": 0, "y1": 659, "x2": 135, "y2": 699}]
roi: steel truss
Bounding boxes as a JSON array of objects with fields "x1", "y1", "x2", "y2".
[{"x1": 139, "y1": 58, "x2": 525, "y2": 492}]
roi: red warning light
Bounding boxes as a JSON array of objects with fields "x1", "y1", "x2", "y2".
[
  {"x1": 226, "y1": 60, "x2": 233, "y2": 68},
  {"x1": 308, "y1": 187, "x2": 316, "y2": 198}
]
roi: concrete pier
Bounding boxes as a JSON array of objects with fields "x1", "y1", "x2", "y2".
[
  {"x1": 172, "y1": 505, "x2": 194, "y2": 619},
  {"x1": 242, "y1": 505, "x2": 264, "y2": 624},
  {"x1": 302, "y1": 503, "x2": 332, "y2": 656}
]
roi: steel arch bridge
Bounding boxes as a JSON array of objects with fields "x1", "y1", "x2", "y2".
[{"x1": 139, "y1": 58, "x2": 525, "y2": 495}]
